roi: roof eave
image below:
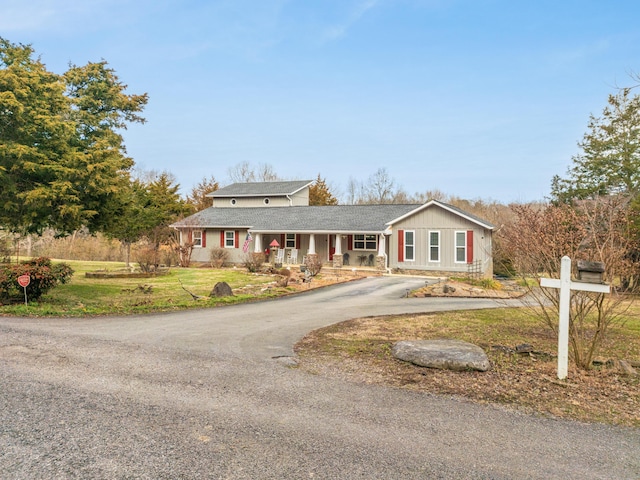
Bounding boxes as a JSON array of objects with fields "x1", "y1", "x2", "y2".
[{"x1": 386, "y1": 200, "x2": 494, "y2": 230}]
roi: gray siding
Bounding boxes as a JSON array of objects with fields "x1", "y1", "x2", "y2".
[
  {"x1": 212, "y1": 196, "x2": 293, "y2": 208},
  {"x1": 210, "y1": 186, "x2": 310, "y2": 208},
  {"x1": 388, "y1": 206, "x2": 493, "y2": 276}
]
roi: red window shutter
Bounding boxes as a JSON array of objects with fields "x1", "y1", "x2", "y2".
[
  {"x1": 202, "y1": 231, "x2": 207, "y2": 248},
  {"x1": 220, "y1": 231, "x2": 224, "y2": 248},
  {"x1": 347, "y1": 235, "x2": 353, "y2": 250},
  {"x1": 296, "y1": 234, "x2": 301, "y2": 247},
  {"x1": 235, "y1": 231, "x2": 240, "y2": 248},
  {"x1": 398, "y1": 230, "x2": 404, "y2": 262},
  {"x1": 188, "y1": 231, "x2": 192, "y2": 243},
  {"x1": 280, "y1": 234, "x2": 285, "y2": 246},
  {"x1": 466, "y1": 230, "x2": 474, "y2": 263}
]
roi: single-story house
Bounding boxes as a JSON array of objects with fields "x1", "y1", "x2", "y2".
[{"x1": 171, "y1": 180, "x2": 494, "y2": 277}]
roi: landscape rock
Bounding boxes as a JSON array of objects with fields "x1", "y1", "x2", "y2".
[
  {"x1": 515, "y1": 343, "x2": 534, "y2": 354},
  {"x1": 210, "y1": 282, "x2": 234, "y2": 297},
  {"x1": 392, "y1": 339, "x2": 490, "y2": 372},
  {"x1": 618, "y1": 360, "x2": 638, "y2": 376}
]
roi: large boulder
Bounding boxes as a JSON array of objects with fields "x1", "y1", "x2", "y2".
[
  {"x1": 391, "y1": 339, "x2": 490, "y2": 372},
  {"x1": 210, "y1": 281, "x2": 234, "y2": 298}
]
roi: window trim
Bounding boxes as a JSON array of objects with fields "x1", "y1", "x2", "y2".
[
  {"x1": 404, "y1": 230, "x2": 415, "y2": 262},
  {"x1": 428, "y1": 230, "x2": 440, "y2": 262},
  {"x1": 224, "y1": 230, "x2": 236, "y2": 248},
  {"x1": 285, "y1": 233, "x2": 296, "y2": 249},
  {"x1": 263, "y1": 197, "x2": 270, "y2": 205},
  {"x1": 353, "y1": 233, "x2": 377, "y2": 251},
  {"x1": 455, "y1": 230, "x2": 467, "y2": 263},
  {"x1": 230, "y1": 198, "x2": 237, "y2": 205},
  {"x1": 192, "y1": 230, "x2": 203, "y2": 248}
]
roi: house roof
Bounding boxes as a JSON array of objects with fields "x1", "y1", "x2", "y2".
[
  {"x1": 386, "y1": 199, "x2": 495, "y2": 230},
  {"x1": 172, "y1": 204, "x2": 422, "y2": 233},
  {"x1": 172, "y1": 200, "x2": 495, "y2": 233},
  {"x1": 206, "y1": 180, "x2": 314, "y2": 198}
]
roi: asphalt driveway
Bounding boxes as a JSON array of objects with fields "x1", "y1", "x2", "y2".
[{"x1": 1, "y1": 276, "x2": 638, "y2": 479}]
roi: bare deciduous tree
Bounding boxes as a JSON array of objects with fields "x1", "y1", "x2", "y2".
[
  {"x1": 498, "y1": 197, "x2": 640, "y2": 369},
  {"x1": 227, "y1": 162, "x2": 280, "y2": 183}
]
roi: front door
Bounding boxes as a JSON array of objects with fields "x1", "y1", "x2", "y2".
[{"x1": 328, "y1": 234, "x2": 335, "y2": 261}]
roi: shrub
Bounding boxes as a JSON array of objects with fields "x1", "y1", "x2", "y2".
[
  {"x1": 305, "y1": 256, "x2": 323, "y2": 276},
  {"x1": 0, "y1": 257, "x2": 74, "y2": 301},
  {"x1": 210, "y1": 247, "x2": 230, "y2": 268},
  {"x1": 136, "y1": 247, "x2": 160, "y2": 273},
  {"x1": 242, "y1": 252, "x2": 265, "y2": 273}
]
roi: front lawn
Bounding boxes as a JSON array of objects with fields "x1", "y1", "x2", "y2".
[{"x1": 0, "y1": 260, "x2": 288, "y2": 316}]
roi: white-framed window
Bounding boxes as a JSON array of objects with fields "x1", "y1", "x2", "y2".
[
  {"x1": 354, "y1": 234, "x2": 377, "y2": 250},
  {"x1": 428, "y1": 231, "x2": 440, "y2": 262},
  {"x1": 230, "y1": 198, "x2": 237, "y2": 205},
  {"x1": 285, "y1": 233, "x2": 296, "y2": 248},
  {"x1": 455, "y1": 231, "x2": 466, "y2": 263},
  {"x1": 193, "y1": 230, "x2": 203, "y2": 248},
  {"x1": 404, "y1": 230, "x2": 415, "y2": 261},
  {"x1": 225, "y1": 230, "x2": 236, "y2": 248},
  {"x1": 263, "y1": 198, "x2": 270, "y2": 205}
]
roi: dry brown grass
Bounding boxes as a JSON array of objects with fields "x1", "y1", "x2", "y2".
[{"x1": 295, "y1": 307, "x2": 640, "y2": 427}]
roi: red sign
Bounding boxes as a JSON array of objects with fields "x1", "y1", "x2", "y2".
[{"x1": 17, "y1": 275, "x2": 30, "y2": 288}]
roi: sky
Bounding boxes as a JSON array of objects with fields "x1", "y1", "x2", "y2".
[{"x1": 2, "y1": 0, "x2": 640, "y2": 203}]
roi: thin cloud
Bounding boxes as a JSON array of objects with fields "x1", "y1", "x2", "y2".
[{"x1": 321, "y1": 0, "x2": 381, "y2": 42}]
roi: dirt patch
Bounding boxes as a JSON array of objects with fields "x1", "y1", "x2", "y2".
[{"x1": 295, "y1": 312, "x2": 640, "y2": 427}]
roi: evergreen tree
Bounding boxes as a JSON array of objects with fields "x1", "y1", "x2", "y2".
[
  {"x1": 551, "y1": 88, "x2": 640, "y2": 202},
  {"x1": 186, "y1": 175, "x2": 219, "y2": 212},
  {"x1": 0, "y1": 38, "x2": 147, "y2": 234},
  {"x1": 308, "y1": 174, "x2": 338, "y2": 206}
]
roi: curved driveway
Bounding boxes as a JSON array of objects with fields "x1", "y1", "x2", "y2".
[{"x1": 1, "y1": 276, "x2": 638, "y2": 479}]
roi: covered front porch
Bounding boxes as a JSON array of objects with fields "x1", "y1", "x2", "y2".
[{"x1": 251, "y1": 232, "x2": 388, "y2": 271}]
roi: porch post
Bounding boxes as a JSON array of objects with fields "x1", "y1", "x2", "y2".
[
  {"x1": 377, "y1": 234, "x2": 385, "y2": 256},
  {"x1": 254, "y1": 233, "x2": 262, "y2": 253},
  {"x1": 376, "y1": 234, "x2": 387, "y2": 270},
  {"x1": 333, "y1": 234, "x2": 344, "y2": 268},
  {"x1": 308, "y1": 234, "x2": 316, "y2": 254}
]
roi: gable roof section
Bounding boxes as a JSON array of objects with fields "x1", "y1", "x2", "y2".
[
  {"x1": 386, "y1": 199, "x2": 495, "y2": 230},
  {"x1": 172, "y1": 204, "x2": 421, "y2": 233},
  {"x1": 206, "y1": 180, "x2": 314, "y2": 198}
]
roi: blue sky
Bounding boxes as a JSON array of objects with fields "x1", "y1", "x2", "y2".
[{"x1": 3, "y1": 0, "x2": 640, "y2": 203}]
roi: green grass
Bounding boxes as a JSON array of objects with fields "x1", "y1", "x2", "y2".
[{"x1": 0, "y1": 260, "x2": 283, "y2": 316}]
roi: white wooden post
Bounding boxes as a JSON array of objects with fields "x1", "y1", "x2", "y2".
[
  {"x1": 308, "y1": 234, "x2": 316, "y2": 255},
  {"x1": 539, "y1": 256, "x2": 610, "y2": 380},
  {"x1": 254, "y1": 233, "x2": 262, "y2": 253},
  {"x1": 334, "y1": 234, "x2": 342, "y2": 255},
  {"x1": 378, "y1": 234, "x2": 386, "y2": 257}
]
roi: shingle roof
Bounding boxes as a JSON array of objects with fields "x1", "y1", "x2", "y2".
[
  {"x1": 172, "y1": 204, "x2": 422, "y2": 233},
  {"x1": 206, "y1": 180, "x2": 314, "y2": 198}
]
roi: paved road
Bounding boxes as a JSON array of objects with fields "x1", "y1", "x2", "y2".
[{"x1": 1, "y1": 276, "x2": 639, "y2": 479}]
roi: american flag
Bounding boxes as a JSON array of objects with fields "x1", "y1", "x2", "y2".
[{"x1": 242, "y1": 232, "x2": 253, "y2": 253}]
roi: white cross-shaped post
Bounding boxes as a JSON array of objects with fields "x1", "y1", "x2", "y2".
[{"x1": 539, "y1": 256, "x2": 610, "y2": 380}]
